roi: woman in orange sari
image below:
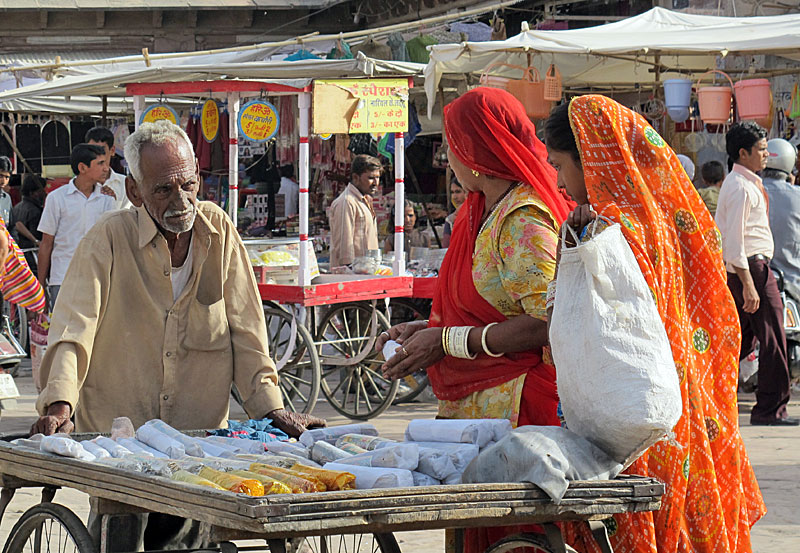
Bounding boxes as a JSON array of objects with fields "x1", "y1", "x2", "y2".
[{"x1": 545, "y1": 95, "x2": 765, "y2": 553}]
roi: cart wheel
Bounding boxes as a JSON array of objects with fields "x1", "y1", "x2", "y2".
[
  {"x1": 264, "y1": 307, "x2": 321, "y2": 414},
  {"x1": 288, "y1": 533, "x2": 400, "y2": 553},
  {"x1": 316, "y1": 303, "x2": 398, "y2": 420},
  {"x1": 386, "y1": 298, "x2": 432, "y2": 404},
  {"x1": 484, "y1": 533, "x2": 578, "y2": 553},
  {"x1": 3, "y1": 503, "x2": 96, "y2": 553}
]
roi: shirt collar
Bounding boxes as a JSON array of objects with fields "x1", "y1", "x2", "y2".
[
  {"x1": 136, "y1": 202, "x2": 219, "y2": 249},
  {"x1": 347, "y1": 182, "x2": 366, "y2": 199},
  {"x1": 67, "y1": 179, "x2": 101, "y2": 198},
  {"x1": 732, "y1": 163, "x2": 763, "y2": 186}
]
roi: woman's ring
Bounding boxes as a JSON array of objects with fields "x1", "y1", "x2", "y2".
[
  {"x1": 381, "y1": 331, "x2": 389, "y2": 338},
  {"x1": 401, "y1": 346, "x2": 409, "y2": 357}
]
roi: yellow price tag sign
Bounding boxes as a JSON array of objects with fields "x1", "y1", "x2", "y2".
[
  {"x1": 201, "y1": 99, "x2": 219, "y2": 143},
  {"x1": 140, "y1": 104, "x2": 178, "y2": 126},
  {"x1": 238, "y1": 100, "x2": 280, "y2": 143}
]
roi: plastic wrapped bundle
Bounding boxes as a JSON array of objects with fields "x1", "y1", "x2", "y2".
[
  {"x1": 335, "y1": 434, "x2": 397, "y2": 451},
  {"x1": 230, "y1": 470, "x2": 292, "y2": 494},
  {"x1": 119, "y1": 438, "x2": 169, "y2": 458},
  {"x1": 335, "y1": 444, "x2": 419, "y2": 471},
  {"x1": 197, "y1": 457, "x2": 252, "y2": 473},
  {"x1": 265, "y1": 441, "x2": 310, "y2": 458},
  {"x1": 443, "y1": 473, "x2": 462, "y2": 485},
  {"x1": 411, "y1": 471, "x2": 440, "y2": 487},
  {"x1": 171, "y1": 469, "x2": 226, "y2": 491},
  {"x1": 282, "y1": 463, "x2": 355, "y2": 491},
  {"x1": 247, "y1": 464, "x2": 319, "y2": 493},
  {"x1": 405, "y1": 419, "x2": 501, "y2": 448},
  {"x1": 80, "y1": 440, "x2": 111, "y2": 460},
  {"x1": 311, "y1": 441, "x2": 352, "y2": 465},
  {"x1": 110, "y1": 417, "x2": 135, "y2": 439},
  {"x1": 323, "y1": 463, "x2": 414, "y2": 489},
  {"x1": 115, "y1": 438, "x2": 154, "y2": 457},
  {"x1": 403, "y1": 442, "x2": 479, "y2": 473},
  {"x1": 195, "y1": 439, "x2": 231, "y2": 458},
  {"x1": 204, "y1": 436, "x2": 265, "y2": 455},
  {"x1": 299, "y1": 423, "x2": 378, "y2": 447},
  {"x1": 198, "y1": 466, "x2": 265, "y2": 496},
  {"x1": 135, "y1": 425, "x2": 186, "y2": 459},
  {"x1": 249, "y1": 463, "x2": 327, "y2": 491},
  {"x1": 40, "y1": 436, "x2": 95, "y2": 461},
  {"x1": 416, "y1": 447, "x2": 458, "y2": 480},
  {"x1": 338, "y1": 442, "x2": 368, "y2": 455},
  {"x1": 96, "y1": 457, "x2": 149, "y2": 473},
  {"x1": 143, "y1": 420, "x2": 205, "y2": 457},
  {"x1": 94, "y1": 436, "x2": 135, "y2": 459}
]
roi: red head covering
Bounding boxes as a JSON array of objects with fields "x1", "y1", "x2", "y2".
[{"x1": 427, "y1": 88, "x2": 570, "y2": 414}]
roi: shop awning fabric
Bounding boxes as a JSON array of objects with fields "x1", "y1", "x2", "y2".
[
  {"x1": 0, "y1": 57, "x2": 424, "y2": 113},
  {"x1": 425, "y1": 7, "x2": 800, "y2": 116}
]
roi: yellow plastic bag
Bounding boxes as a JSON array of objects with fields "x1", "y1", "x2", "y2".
[
  {"x1": 198, "y1": 466, "x2": 265, "y2": 496},
  {"x1": 286, "y1": 462, "x2": 356, "y2": 491},
  {"x1": 249, "y1": 463, "x2": 321, "y2": 493},
  {"x1": 171, "y1": 470, "x2": 226, "y2": 491},
  {"x1": 231, "y1": 470, "x2": 292, "y2": 494}
]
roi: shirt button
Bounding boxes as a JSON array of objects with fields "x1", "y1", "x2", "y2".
[
  {"x1": 164, "y1": 269, "x2": 170, "y2": 277},
  {"x1": 165, "y1": 351, "x2": 172, "y2": 357},
  {"x1": 163, "y1": 395, "x2": 169, "y2": 401},
  {"x1": 152, "y1": 243, "x2": 157, "y2": 248}
]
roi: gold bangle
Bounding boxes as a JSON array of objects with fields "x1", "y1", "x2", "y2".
[
  {"x1": 441, "y1": 326, "x2": 450, "y2": 356},
  {"x1": 481, "y1": 322, "x2": 503, "y2": 358}
]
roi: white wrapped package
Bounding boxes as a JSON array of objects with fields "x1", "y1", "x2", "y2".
[
  {"x1": 135, "y1": 425, "x2": 186, "y2": 459},
  {"x1": 324, "y1": 462, "x2": 414, "y2": 489},
  {"x1": 412, "y1": 471, "x2": 440, "y2": 487},
  {"x1": 311, "y1": 441, "x2": 352, "y2": 464},
  {"x1": 115, "y1": 438, "x2": 154, "y2": 457},
  {"x1": 95, "y1": 436, "x2": 135, "y2": 458},
  {"x1": 143, "y1": 420, "x2": 204, "y2": 457},
  {"x1": 11, "y1": 438, "x2": 44, "y2": 450},
  {"x1": 203, "y1": 436, "x2": 265, "y2": 455},
  {"x1": 382, "y1": 340, "x2": 402, "y2": 360},
  {"x1": 416, "y1": 447, "x2": 457, "y2": 479},
  {"x1": 406, "y1": 442, "x2": 480, "y2": 472},
  {"x1": 299, "y1": 424, "x2": 379, "y2": 447},
  {"x1": 194, "y1": 439, "x2": 230, "y2": 458},
  {"x1": 338, "y1": 442, "x2": 368, "y2": 455},
  {"x1": 80, "y1": 441, "x2": 112, "y2": 460},
  {"x1": 335, "y1": 434, "x2": 396, "y2": 451},
  {"x1": 405, "y1": 419, "x2": 495, "y2": 448},
  {"x1": 335, "y1": 444, "x2": 419, "y2": 471},
  {"x1": 128, "y1": 439, "x2": 168, "y2": 458},
  {"x1": 40, "y1": 436, "x2": 95, "y2": 461},
  {"x1": 265, "y1": 441, "x2": 310, "y2": 458}
]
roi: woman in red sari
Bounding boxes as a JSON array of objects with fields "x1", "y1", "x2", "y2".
[{"x1": 379, "y1": 87, "x2": 572, "y2": 552}]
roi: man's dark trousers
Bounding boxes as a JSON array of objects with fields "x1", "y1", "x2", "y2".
[{"x1": 727, "y1": 257, "x2": 791, "y2": 422}]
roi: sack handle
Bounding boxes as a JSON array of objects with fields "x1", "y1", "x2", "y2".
[
  {"x1": 695, "y1": 70, "x2": 734, "y2": 90},
  {"x1": 560, "y1": 209, "x2": 609, "y2": 248}
]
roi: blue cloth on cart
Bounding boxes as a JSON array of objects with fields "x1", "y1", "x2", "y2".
[{"x1": 208, "y1": 418, "x2": 289, "y2": 442}]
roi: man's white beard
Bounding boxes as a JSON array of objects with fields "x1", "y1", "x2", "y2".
[{"x1": 160, "y1": 204, "x2": 197, "y2": 234}]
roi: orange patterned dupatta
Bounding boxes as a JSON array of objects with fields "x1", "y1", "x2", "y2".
[{"x1": 565, "y1": 95, "x2": 765, "y2": 553}]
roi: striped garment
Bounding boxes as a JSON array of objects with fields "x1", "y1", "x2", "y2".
[{"x1": 1, "y1": 219, "x2": 45, "y2": 313}]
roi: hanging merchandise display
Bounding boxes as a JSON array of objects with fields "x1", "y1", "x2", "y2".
[
  {"x1": 505, "y1": 66, "x2": 551, "y2": 120},
  {"x1": 201, "y1": 99, "x2": 220, "y2": 143},
  {"x1": 140, "y1": 103, "x2": 179, "y2": 126},
  {"x1": 406, "y1": 35, "x2": 438, "y2": 64},
  {"x1": 734, "y1": 78, "x2": 772, "y2": 123},
  {"x1": 663, "y1": 78, "x2": 693, "y2": 123},
  {"x1": 543, "y1": 64, "x2": 563, "y2": 102},
  {"x1": 788, "y1": 83, "x2": 800, "y2": 119},
  {"x1": 696, "y1": 70, "x2": 734, "y2": 125}
]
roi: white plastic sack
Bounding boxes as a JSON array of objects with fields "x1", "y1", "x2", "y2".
[
  {"x1": 550, "y1": 222, "x2": 682, "y2": 464},
  {"x1": 40, "y1": 436, "x2": 95, "y2": 461},
  {"x1": 335, "y1": 443, "x2": 419, "y2": 470},
  {"x1": 323, "y1": 462, "x2": 414, "y2": 489},
  {"x1": 311, "y1": 441, "x2": 352, "y2": 464},
  {"x1": 462, "y1": 426, "x2": 623, "y2": 503},
  {"x1": 404, "y1": 419, "x2": 496, "y2": 448}
]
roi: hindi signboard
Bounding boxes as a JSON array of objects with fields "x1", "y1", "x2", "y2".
[
  {"x1": 140, "y1": 104, "x2": 178, "y2": 126},
  {"x1": 313, "y1": 78, "x2": 410, "y2": 134},
  {"x1": 201, "y1": 99, "x2": 219, "y2": 143},
  {"x1": 238, "y1": 100, "x2": 280, "y2": 143}
]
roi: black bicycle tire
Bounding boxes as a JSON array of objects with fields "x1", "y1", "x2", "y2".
[{"x1": 3, "y1": 502, "x2": 96, "y2": 553}]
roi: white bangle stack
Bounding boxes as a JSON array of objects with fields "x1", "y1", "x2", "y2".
[
  {"x1": 443, "y1": 326, "x2": 476, "y2": 359},
  {"x1": 481, "y1": 322, "x2": 503, "y2": 357}
]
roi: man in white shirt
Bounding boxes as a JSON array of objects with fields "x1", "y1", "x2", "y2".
[
  {"x1": 37, "y1": 143, "x2": 116, "y2": 309},
  {"x1": 716, "y1": 121, "x2": 797, "y2": 426},
  {"x1": 277, "y1": 164, "x2": 299, "y2": 219},
  {"x1": 0, "y1": 156, "x2": 12, "y2": 225},
  {"x1": 86, "y1": 126, "x2": 133, "y2": 210},
  {"x1": 329, "y1": 155, "x2": 381, "y2": 267}
]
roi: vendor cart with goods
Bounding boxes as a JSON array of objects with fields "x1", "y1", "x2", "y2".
[{"x1": 0, "y1": 418, "x2": 665, "y2": 553}]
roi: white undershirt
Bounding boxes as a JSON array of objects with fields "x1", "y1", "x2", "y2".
[{"x1": 170, "y1": 234, "x2": 194, "y2": 302}]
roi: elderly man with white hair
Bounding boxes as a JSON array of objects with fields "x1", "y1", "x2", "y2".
[{"x1": 31, "y1": 119, "x2": 325, "y2": 548}]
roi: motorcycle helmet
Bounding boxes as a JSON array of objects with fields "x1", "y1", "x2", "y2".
[{"x1": 766, "y1": 138, "x2": 797, "y2": 175}]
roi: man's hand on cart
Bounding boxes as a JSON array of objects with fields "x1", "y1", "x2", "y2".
[
  {"x1": 268, "y1": 408, "x2": 326, "y2": 438},
  {"x1": 31, "y1": 401, "x2": 74, "y2": 436}
]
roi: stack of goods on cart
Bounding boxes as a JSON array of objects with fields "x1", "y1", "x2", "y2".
[
  {"x1": 300, "y1": 419, "x2": 509, "y2": 488},
  {"x1": 247, "y1": 242, "x2": 320, "y2": 284},
  {"x1": 11, "y1": 418, "x2": 509, "y2": 494}
]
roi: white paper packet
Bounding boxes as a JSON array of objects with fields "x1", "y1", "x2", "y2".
[{"x1": 323, "y1": 462, "x2": 414, "y2": 489}]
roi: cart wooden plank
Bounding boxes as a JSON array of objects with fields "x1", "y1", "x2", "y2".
[{"x1": 259, "y1": 276, "x2": 413, "y2": 306}]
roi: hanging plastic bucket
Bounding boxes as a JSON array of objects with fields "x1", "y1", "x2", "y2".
[
  {"x1": 734, "y1": 78, "x2": 771, "y2": 122},
  {"x1": 696, "y1": 70, "x2": 734, "y2": 125},
  {"x1": 667, "y1": 106, "x2": 691, "y2": 123},
  {"x1": 664, "y1": 79, "x2": 692, "y2": 111}
]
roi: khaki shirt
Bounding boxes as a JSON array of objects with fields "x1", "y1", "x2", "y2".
[
  {"x1": 329, "y1": 183, "x2": 379, "y2": 266},
  {"x1": 36, "y1": 202, "x2": 283, "y2": 432}
]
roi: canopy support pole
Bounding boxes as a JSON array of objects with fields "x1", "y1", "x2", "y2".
[
  {"x1": 298, "y1": 92, "x2": 311, "y2": 286},
  {"x1": 133, "y1": 95, "x2": 144, "y2": 129},
  {"x1": 393, "y1": 132, "x2": 405, "y2": 277},
  {"x1": 227, "y1": 92, "x2": 240, "y2": 227}
]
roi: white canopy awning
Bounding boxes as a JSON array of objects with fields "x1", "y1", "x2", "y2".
[
  {"x1": 0, "y1": 56, "x2": 425, "y2": 113},
  {"x1": 425, "y1": 7, "x2": 800, "y2": 116}
]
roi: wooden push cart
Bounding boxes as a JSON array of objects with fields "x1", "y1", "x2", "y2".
[{"x1": 0, "y1": 440, "x2": 664, "y2": 553}]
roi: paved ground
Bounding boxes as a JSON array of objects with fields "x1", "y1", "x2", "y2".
[{"x1": 0, "y1": 362, "x2": 797, "y2": 552}]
